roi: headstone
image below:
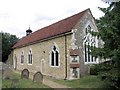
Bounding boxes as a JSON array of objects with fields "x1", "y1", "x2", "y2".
[
  {"x1": 11, "y1": 79, "x2": 19, "y2": 88},
  {"x1": 21, "y1": 69, "x2": 29, "y2": 79},
  {"x1": 2, "y1": 64, "x2": 13, "y2": 80},
  {"x1": 33, "y1": 72, "x2": 43, "y2": 83}
]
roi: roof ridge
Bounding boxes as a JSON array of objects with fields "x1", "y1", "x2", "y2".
[
  {"x1": 13, "y1": 8, "x2": 89, "y2": 48},
  {"x1": 34, "y1": 9, "x2": 88, "y2": 34}
]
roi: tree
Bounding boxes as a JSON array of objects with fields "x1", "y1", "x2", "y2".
[
  {"x1": 1, "y1": 32, "x2": 19, "y2": 62},
  {"x1": 91, "y1": 2, "x2": 120, "y2": 89},
  {"x1": 0, "y1": 33, "x2": 2, "y2": 61}
]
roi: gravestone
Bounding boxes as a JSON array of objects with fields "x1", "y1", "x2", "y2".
[
  {"x1": 11, "y1": 79, "x2": 19, "y2": 88},
  {"x1": 2, "y1": 64, "x2": 13, "y2": 80},
  {"x1": 33, "y1": 72, "x2": 43, "y2": 83},
  {"x1": 21, "y1": 69, "x2": 29, "y2": 79}
]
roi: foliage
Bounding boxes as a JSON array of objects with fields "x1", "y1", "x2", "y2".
[
  {"x1": 0, "y1": 33, "x2": 2, "y2": 61},
  {"x1": 91, "y1": 61, "x2": 119, "y2": 89},
  {"x1": 90, "y1": 65, "x2": 99, "y2": 75},
  {"x1": 1, "y1": 32, "x2": 19, "y2": 62},
  {"x1": 91, "y1": 1, "x2": 120, "y2": 89}
]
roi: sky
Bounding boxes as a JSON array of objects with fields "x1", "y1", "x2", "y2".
[{"x1": 0, "y1": 0, "x2": 109, "y2": 38}]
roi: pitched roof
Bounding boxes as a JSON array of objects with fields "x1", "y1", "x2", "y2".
[{"x1": 13, "y1": 9, "x2": 88, "y2": 49}]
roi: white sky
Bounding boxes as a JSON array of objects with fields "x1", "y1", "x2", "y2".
[{"x1": 0, "y1": 0, "x2": 109, "y2": 38}]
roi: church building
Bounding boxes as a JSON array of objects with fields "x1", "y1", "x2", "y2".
[{"x1": 12, "y1": 9, "x2": 100, "y2": 80}]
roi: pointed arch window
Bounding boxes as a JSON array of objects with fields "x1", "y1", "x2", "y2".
[
  {"x1": 51, "y1": 51, "x2": 54, "y2": 66},
  {"x1": 21, "y1": 51, "x2": 24, "y2": 64},
  {"x1": 50, "y1": 45, "x2": 59, "y2": 67},
  {"x1": 28, "y1": 49, "x2": 32, "y2": 65},
  {"x1": 83, "y1": 25, "x2": 97, "y2": 64}
]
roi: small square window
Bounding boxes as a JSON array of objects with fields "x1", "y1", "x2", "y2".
[{"x1": 71, "y1": 56, "x2": 78, "y2": 63}]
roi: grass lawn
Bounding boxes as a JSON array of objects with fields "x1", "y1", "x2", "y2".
[
  {"x1": 0, "y1": 72, "x2": 2, "y2": 89},
  {"x1": 53, "y1": 75, "x2": 107, "y2": 88},
  {"x1": 2, "y1": 72, "x2": 49, "y2": 88}
]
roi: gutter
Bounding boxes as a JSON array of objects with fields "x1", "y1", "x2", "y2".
[
  {"x1": 64, "y1": 35, "x2": 67, "y2": 80},
  {"x1": 13, "y1": 32, "x2": 72, "y2": 49}
]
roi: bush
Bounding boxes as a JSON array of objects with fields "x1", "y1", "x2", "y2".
[
  {"x1": 90, "y1": 61, "x2": 120, "y2": 89},
  {"x1": 90, "y1": 65, "x2": 98, "y2": 75}
]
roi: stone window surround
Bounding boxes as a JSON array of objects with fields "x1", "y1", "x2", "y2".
[
  {"x1": 70, "y1": 67, "x2": 79, "y2": 79},
  {"x1": 49, "y1": 44, "x2": 60, "y2": 68},
  {"x1": 20, "y1": 50, "x2": 24, "y2": 65},
  {"x1": 28, "y1": 48, "x2": 33, "y2": 65},
  {"x1": 84, "y1": 42, "x2": 96, "y2": 64},
  {"x1": 83, "y1": 23, "x2": 98, "y2": 64}
]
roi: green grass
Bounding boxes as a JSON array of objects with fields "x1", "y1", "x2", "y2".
[
  {"x1": 0, "y1": 73, "x2": 2, "y2": 89},
  {"x1": 2, "y1": 72, "x2": 49, "y2": 88},
  {"x1": 53, "y1": 75, "x2": 107, "y2": 88},
  {"x1": 2, "y1": 71, "x2": 107, "y2": 88}
]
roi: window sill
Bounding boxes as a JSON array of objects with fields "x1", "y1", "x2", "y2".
[
  {"x1": 28, "y1": 64, "x2": 33, "y2": 65},
  {"x1": 50, "y1": 65, "x2": 60, "y2": 68},
  {"x1": 84, "y1": 62, "x2": 97, "y2": 64}
]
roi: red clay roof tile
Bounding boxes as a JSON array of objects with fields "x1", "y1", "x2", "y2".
[{"x1": 13, "y1": 9, "x2": 88, "y2": 48}]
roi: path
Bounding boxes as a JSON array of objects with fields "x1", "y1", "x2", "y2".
[{"x1": 43, "y1": 77, "x2": 71, "y2": 88}]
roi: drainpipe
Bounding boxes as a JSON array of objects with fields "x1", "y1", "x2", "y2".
[{"x1": 64, "y1": 35, "x2": 67, "y2": 80}]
